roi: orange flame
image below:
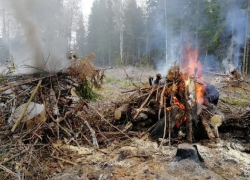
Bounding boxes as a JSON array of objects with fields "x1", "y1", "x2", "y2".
[
  {"x1": 180, "y1": 45, "x2": 202, "y2": 77},
  {"x1": 173, "y1": 97, "x2": 185, "y2": 110},
  {"x1": 181, "y1": 44, "x2": 206, "y2": 105},
  {"x1": 166, "y1": 107, "x2": 171, "y2": 111}
]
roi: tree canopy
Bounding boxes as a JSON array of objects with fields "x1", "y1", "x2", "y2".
[{"x1": 0, "y1": 0, "x2": 250, "y2": 74}]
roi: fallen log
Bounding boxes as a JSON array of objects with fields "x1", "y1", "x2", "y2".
[{"x1": 201, "y1": 115, "x2": 215, "y2": 140}]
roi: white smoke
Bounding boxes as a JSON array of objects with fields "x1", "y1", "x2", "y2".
[
  {"x1": 4, "y1": 0, "x2": 70, "y2": 73},
  {"x1": 148, "y1": 0, "x2": 249, "y2": 75},
  {"x1": 222, "y1": 59, "x2": 236, "y2": 74},
  {"x1": 9, "y1": 0, "x2": 44, "y2": 69},
  {"x1": 225, "y1": 6, "x2": 247, "y2": 73}
]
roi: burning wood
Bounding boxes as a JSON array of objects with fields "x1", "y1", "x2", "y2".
[
  {"x1": 118, "y1": 64, "x2": 222, "y2": 143},
  {"x1": 117, "y1": 46, "x2": 226, "y2": 143}
]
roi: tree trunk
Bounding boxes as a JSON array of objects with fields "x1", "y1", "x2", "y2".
[
  {"x1": 119, "y1": 2, "x2": 124, "y2": 64},
  {"x1": 243, "y1": 0, "x2": 250, "y2": 75},
  {"x1": 109, "y1": 32, "x2": 111, "y2": 66},
  {"x1": 230, "y1": 9, "x2": 235, "y2": 65},
  {"x1": 195, "y1": 0, "x2": 200, "y2": 48},
  {"x1": 180, "y1": 0, "x2": 183, "y2": 66},
  {"x1": 164, "y1": 0, "x2": 168, "y2": 65}
]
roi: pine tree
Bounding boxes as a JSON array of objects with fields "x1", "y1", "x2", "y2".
[{"x1": 123, "y1": 0, "x2": 145, "y2": 65}]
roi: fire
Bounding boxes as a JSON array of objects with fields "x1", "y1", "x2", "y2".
[
  {"x1": 196, "y1": 83, "x2": 205, "y2": 104},
  {"x1": 173, "y1": 97, "x2": 185, "y2": 110},
  {"x1": 181, "y1": 44, "x2": 206, "y2": 104},
  {"x1": 165, "y1": 97, "x2": 185, "y2": 111}
]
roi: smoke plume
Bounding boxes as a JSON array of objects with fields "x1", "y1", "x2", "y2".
[
  {"x1": 148, "y1": 0, "x2": 249, "y2": 74},
  {"x1": 5, "y1": 0, "x2": 69, "y2": 73},
  {"x1": 225, "y1": 6, "x2": 247, "y2": 72},
  {"x1": 9, "y1": 0, "x2": 45, "y2": 69}
]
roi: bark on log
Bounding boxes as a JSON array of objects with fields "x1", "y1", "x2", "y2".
[
  {"x1": 201, "y1": 117, "x2": 215, "y2": 140},
  {"x1": 114, "y1": 104, "x2": 130, "y2": 120},
  {"x1": 185, "y1": 80, "x2": 193, "y2": 143},
  {"x1": 131, "y1": 108, "x2": 156, "y2": 122},
  {"x1": 186, "y1": 113, "x2": 193, "y2": 143}
]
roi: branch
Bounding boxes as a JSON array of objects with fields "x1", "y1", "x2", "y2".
[
  {"x1": 11, "y1": 79, "x2": 42, "y2": 132},
  {"x1": 77, "y1": 115, "x2": 99, "y2": 149}
]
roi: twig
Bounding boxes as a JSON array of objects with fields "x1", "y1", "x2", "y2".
[
  {"x1": 158, "y1": 81, "x2": 167, "y2": 121},
  {"x1": 96, "y1": 126, "x2": 110, "y2": 145},
  {"x1": 80, "y1": 132, "x2": 93, "y2": 146},
  {"x1": 0, "y1": 75, "x2": 51, "y2": 92},
  {"x1": 133, "y1": 86, "x2": 157, "y2": 119},
  {"x1": 0, "y1": 165, "x2": 19, "y2": 178},
  {"x1": 168, "y1": 105, "x2": 171, "y2": 148},
  {"x1": 139, "y1": 124, "x2": 156, "y2": 138},
  {"x1": 160, "y1": 82, "x2": 167, "y2": 106},
  {"x1": 46, "y1": 110, "x2": 71, "y2": 137},
  {"x1": 50, "y1": 155, "x2": 78, "y2": 166},
  {"x1": 121, "y1": 87, "x2": 150, "y2": 94},
  {"x1": 80, "y1": 99, "x2": 132, "y2": 140},
  {"x1": 160, "y1": 97, "x2": 167, "y2": 149},
  {"x1": 11, "y1": 79, "x2": 42, "y2": 132},
  {"x1": 0, "y1": 149, "x2": 29, "y2": 165},
  {"x1": 77, "y1": 115, "x2": 99, "y2": 149},
  {"x1": 121, "y1": 64, "x2": 138, "y2": 88}
]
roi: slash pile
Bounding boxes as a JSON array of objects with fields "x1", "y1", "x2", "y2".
[
  {"x1": 0, "y1": 53, "x2": 109, "y2": 179},
  {"x1": 116, "y1": 65, "x2": 222, "y2": 144}
]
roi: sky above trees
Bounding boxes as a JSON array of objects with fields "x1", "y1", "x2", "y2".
[{"x1": 81, "y1": 0, "x2": 94, "y2": 17}]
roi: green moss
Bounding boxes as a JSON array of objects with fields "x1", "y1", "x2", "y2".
[
  {"x1": 219, "y1": 86, "x2": 250, "y2": 107},
  {"x1": 118, "y1": 79, "x2": 132, "y2": 87},
  {"x1": 105, "y1": 77, "x2": 117, "y2": 83},
  {"x1": 0, "y1": 75, "x2": 4, "y2": 84},
  {"x1": 220, "y1": 96, "x2": 249, "y2": 107},
  {"x1": 76, "y1": 81, "x2": 101, "y2": 101}
]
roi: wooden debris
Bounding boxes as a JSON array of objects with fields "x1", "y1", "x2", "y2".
[
  {"x1": 201, "y1": 115, "x2": 216, "y2": 140},
  {"x1": 11, "y1": 79, "x2": 42, "y2": 132},
  {"x1": 50, "y1": 155, "x2": 78, "y2": 166},
  {"x1": 210, "y1": 115, "x2": 222, "y2": 138},
  {"x1": 114, "y1": 104, "x2": 130, "y2": 120}
]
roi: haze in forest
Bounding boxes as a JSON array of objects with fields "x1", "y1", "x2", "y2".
[{"x1": 0, "y1": 0, "x2": 250, "y2": 75}]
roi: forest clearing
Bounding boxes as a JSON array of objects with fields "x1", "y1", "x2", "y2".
[
  {"x1": 1, "y1": 0, "x2": 250, "y2": 180},
  {"x1": 1, "y1": 53, "x2": 250, "y2": 180}
]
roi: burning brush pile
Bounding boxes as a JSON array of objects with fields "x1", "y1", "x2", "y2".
[{"x1": 117, "y1": 47, "x2": 223, "y2": 144}]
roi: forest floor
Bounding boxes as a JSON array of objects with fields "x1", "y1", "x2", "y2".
[{"x1": 48, "y1": 67, "x2": 250, "y2": 180}]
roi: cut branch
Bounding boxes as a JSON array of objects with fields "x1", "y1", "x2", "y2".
[{"x1": 11, "y1": 79, "x2": 42, "y2": 132}]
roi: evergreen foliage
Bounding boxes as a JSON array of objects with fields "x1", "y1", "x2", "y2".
[{"x1": 0, "y1": 0, "x2": 250, "y2": 73}]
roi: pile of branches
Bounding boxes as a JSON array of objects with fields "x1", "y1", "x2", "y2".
[
  {"x1": 116, "y1": 66, "x2": 223, "y2": 145},
  {"x1": 0, "y1": 53, "x2": 115, "y2": 179}
]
